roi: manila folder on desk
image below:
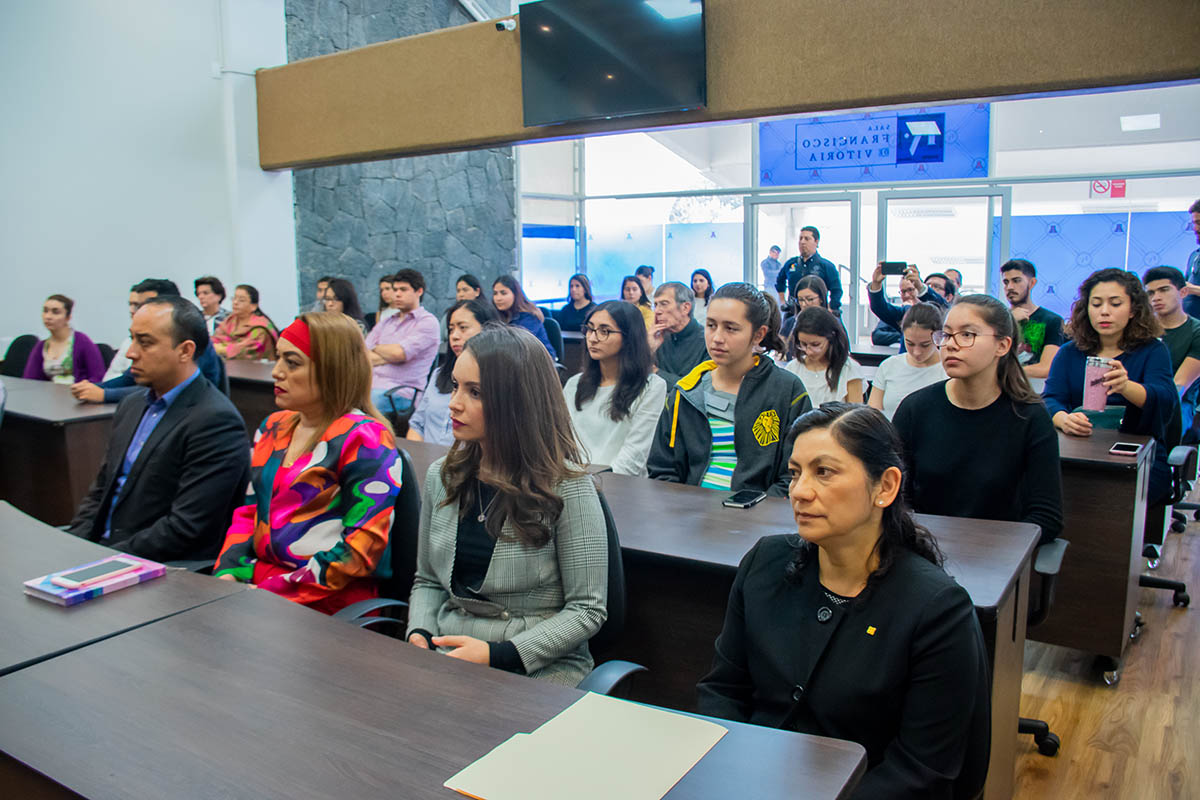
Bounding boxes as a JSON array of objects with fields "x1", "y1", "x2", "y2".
[{"x1": 444, "y1": 692, "x2": 727, "y2": 800}]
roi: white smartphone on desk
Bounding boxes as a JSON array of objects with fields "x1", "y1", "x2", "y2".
[{"x1": 51, "y1": 558, "x2": 140, "y2": 588}]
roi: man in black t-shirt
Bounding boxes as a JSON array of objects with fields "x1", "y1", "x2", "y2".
[
  {"x1": 1144, "y1": 265, "x2": 1200, "y2": 435},
  {"x1": 1001, "y1": 259, "x2": 1064, "y2": 380}
]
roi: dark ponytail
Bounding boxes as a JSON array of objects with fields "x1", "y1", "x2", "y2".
[
  {"x1": 712, "y1": 282, "x2": 786, "y2": 355},
  {"x1": 781, "y1": 403, "x2": 944, "y2": 592},
  {"x1": 954, "y1": 294, "x2": 1040, "y2": 405}
]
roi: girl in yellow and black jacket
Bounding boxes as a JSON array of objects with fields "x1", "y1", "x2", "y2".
[{"x1": 648, "y1": 284, "x2": 810, "y2": 496}]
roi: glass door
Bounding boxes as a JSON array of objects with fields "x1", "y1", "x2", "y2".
[
  {"x1": 877, "y1": 187, "x2": 1012, "y2": 298},
  {"x1": 743, "y1": 192, "x2": 862, "y2": 336}
]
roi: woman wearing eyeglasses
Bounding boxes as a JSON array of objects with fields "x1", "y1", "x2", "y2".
[
  {"x1": 562, "y1": 301, "x2": 666, "y2": 476},
  {"x1": 784, "y1": 307, "x2": 864, "y2": 406},
  {"x1": 892, "y1": 295, "x2": 1062, "y2": 546}
]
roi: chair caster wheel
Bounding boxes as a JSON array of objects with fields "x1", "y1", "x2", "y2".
[
  {"x1": 1174, "y1": 591, "x2": 1190, "y2": 607},
  {"x1": 1147, "y1": 558, "x2": 1161, "y2": 570},
  {"x1": 1171, "y1": 520, "x2": 1186, "y2": 533},
  {"x1": 1103, "y1": 669, "x2": 1120, "y2": 686},
  {"x1": 1035, "y1": 732, "x2": 1060, "y2": 756}
]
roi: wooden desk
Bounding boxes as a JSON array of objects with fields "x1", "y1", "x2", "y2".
[
  {"x1": 0, "y1": 588, "x2": 867, "y2": 800},
  {"x1": 223, "y1": 360, "x2": 277, "y2": 436},
  {"x1": 1029, "y1": 430, "x2": 1153, "y2": 676},
  {"x1": 399, "y1": 439, "x2": 1035, "y2": 800},
  {"x1": 851, "y1": 340, "x2": 899, "y2": 367},
  {"x1": 0, "y1": 502, "x2": 243, "y2": 677},
  {"x1": 0, "y1": 378, "x2": 115, "y2": 526},
  {"x1": 561, "y1": 329, "x2": 585, "y2": 379}
]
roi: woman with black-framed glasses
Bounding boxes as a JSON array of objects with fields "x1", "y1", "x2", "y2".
[
  {"x1": 892, "y1": 295, "x2": 1063, "y2": 546},
  {"x1": 562, "y1": 301, "x2": 666, "y2": 476}
]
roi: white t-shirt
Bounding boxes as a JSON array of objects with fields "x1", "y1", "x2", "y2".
[
  {"x1": 786, "y1": 357, "x2": 865, "y2": 408},
  {"x1": 871, "y1": 355, "x2": 948, "y2": 420},
  {"x1": 692, "y1": 303, "x2": 707, "y2": 328},
  {"x1": 103, "y1": 335, "x2": 133, "y2": 381},
  {"x1": 563, "y1": 373, "x2": 667, "y2": 476}
]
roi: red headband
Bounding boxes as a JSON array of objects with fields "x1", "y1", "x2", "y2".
[{"x1": 280, "y1": 318, "x2": 312, "y2": 357}]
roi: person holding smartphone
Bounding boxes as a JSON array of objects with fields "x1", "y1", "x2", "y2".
[
  {"x1": 1044, "y1": 268, "x2": 1177, "y2": 504},
  {"x1": 697, "y1": 404, "x2": 990, "y2": 800},
  {"x1": 893, "y1": 295, "x2": 1062, "y2": 546},
  {"x1": 867, "y1": 263, "x2": 948, "y2": 350},
  {"x1": 648, "y1": 283, "x2": 811, "y2": 496}
]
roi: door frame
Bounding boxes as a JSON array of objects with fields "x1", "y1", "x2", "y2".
[
  {"x1": 743, "y1": 191, "x2": 863, "y2": 336},
  {"x1": 876, "y1": 186, "x2": 1013, "y2": 297}
]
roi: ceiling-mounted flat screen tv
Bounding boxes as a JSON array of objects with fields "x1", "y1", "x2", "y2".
[{"x1": 519, "y1": 0, "x2": 706, "y2": 127}]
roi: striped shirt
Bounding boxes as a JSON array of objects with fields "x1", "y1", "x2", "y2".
[{"x1": 700, "y1": 417, "x2": 737, "y2": 490}]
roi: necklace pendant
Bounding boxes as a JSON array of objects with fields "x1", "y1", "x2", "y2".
[{"x1": 477, "y1": 513, "x2": 487, "y2": 523}]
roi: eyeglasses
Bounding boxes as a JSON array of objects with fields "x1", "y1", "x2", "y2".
[
  {"x1": 932, "y1": 330, "x2": 997, "y2": 348},
  {"x1": 583, "y1": 324, "x2": 619, "y2": 341}
]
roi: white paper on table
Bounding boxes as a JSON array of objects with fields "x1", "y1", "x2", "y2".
[{"x1": 444, "y1": 692, "x2": 728, "y2": 800}]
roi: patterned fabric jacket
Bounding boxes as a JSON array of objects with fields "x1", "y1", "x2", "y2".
[
  {"x1": 212, "y1": 312, "x2": 278, "y2": 361},
  {"x1": 215, "y1": 411, "x2": 400, "y2": 608}
]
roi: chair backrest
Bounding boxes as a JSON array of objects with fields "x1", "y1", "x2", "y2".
[
  {"x1": 383, "y1": 448, "x2": 423, "y2": 600},
  {"x1": 96, "y1": 342, "x2": 116, "y2": 369},
  {"x1": 1, "y1": 334, "x2": 37, "y2": 378},
  {"x1": 588, "y1": 490, "x2": 627, "y2": 653},
  {"x1": 541, "y1": 316, "x2": 565, "y2": 362},
  {"x1": 214, "y1": 352, "x2": 231, "y2": 396}
]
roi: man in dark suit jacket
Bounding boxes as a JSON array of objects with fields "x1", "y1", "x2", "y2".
[{"x1": 68, "y1": 296, "x2": 250, "y2": 562}]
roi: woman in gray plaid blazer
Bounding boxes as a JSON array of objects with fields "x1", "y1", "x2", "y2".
[{"x1": 406, "y1": 325, "x2": 608, "y2": 687}]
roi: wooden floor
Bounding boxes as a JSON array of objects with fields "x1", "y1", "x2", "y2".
[{"x1": 1013, "y1": 514, "x2": 1197, "y2": 798}]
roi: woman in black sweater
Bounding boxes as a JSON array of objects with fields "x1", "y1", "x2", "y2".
[
  {"x1": 892, "y1": 294, "x2": 1062, "y2": 545},
  {"x1": 697, "y1": 403, "x2": 990, "y2": 799}
]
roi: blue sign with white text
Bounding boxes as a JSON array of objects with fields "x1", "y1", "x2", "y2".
[{"x1": 759, "y1": 103, "x2": 989, "y2": 186}]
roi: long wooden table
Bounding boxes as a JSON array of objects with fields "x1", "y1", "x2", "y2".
[
  {"x1": 400, "y1": 439, "x2": 1037, "y2": 800},
  {"x1": 223, "y1": 359, "x2": 277, "y2": 436},
  {"x1": 0, "y1": 502, "x2": 244, "y2": 677},
  {"x1": 0, "y1": 378, "x2": 115, "y2": 526},
  {"x1": 1028, "y1": 429, "x2": 1153, "y2": 678},
  {"x1": 0, "y1": 587, "x2": 867, "y2": 800}
]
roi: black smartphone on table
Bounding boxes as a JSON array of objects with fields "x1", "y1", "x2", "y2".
[{"x1": 723, "y1": 490, "x2": 767, "y2": 509}]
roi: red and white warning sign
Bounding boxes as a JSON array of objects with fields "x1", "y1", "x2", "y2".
[{"x1": 1090, "y1": 179, "x2": 1127, "y2": 199}]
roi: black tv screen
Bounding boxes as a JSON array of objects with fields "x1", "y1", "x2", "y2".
[{"x1": 519, "y1": 0, "x2": 706, "y2": 127}]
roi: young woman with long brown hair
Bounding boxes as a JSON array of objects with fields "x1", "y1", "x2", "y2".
[
  {"x1": 892, "y1": 294, "x2": 1062, "y2": 545},
  {"x1": 405, "y1": 325, "x2": 607, "y2": 686},
  {"x1": 214, "y1": 312, "x2": 400, "y2": 614},
  {"x1": 492, "y1": 273, "x2": 556, "y2": 359},
  {"x1": 1044, "y1": 267, "x2": 1176, "y2": 503}
]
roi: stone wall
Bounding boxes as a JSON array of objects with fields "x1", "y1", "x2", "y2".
[{"x1": 286, "y1": 0, "x2": 517, "y2": 320}]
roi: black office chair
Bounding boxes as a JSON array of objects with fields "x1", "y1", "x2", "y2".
[
  {"x1": 1138, "y1": 404, "x2": 1190, "y2": 608},
  {"x1": 541, "y1": 316, "x2": 568, "y2": 383},
  {"x1": 381, "y1": 385, "x2": 423, "y2": 438},
  {"x1": 1018, "y1": 537, "x2": 1070, "y2": 755},
  {"x1": 213, "y1": 352, "x2": 231, "y2": 397},
  {"x1": 1, "y1": 334, "x2": 37, "y2": 377},
  {"x1": 95, "y1": 342, "x2": 116, "y2": 370},
  {"x1": 336, "y1": 484, "x2": 646, "y2": 696}
]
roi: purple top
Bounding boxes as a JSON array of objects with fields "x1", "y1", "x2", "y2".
[
  {"x1": 364, "y1": 305, "x2": 440, "y2": 391},
  {"x1": 23, "y1": 329, "x2": 106, "y2": 383}
]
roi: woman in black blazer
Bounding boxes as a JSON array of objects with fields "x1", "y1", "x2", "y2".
[{"x1": 697, "y1": 403, "x2": 990, "y2": 800}]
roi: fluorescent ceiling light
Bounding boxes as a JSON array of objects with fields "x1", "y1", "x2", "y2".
[
  {"x1": 646, "y1": 0, "x2": 702, "y2": 20},
  {"x1": 1120, "y1": 113, "x2": 1161, "y2": 132}
]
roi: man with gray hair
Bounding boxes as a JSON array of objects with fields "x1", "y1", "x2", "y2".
[{"x1": 651, "y1": 281, "x2": 708, "y2": 387}]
